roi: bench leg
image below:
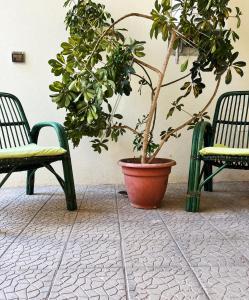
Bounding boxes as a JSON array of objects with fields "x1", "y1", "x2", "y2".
[
  {"x1": 204, "y1": 162, "x2": 213, "y2": 192},
  {"x1": 62, "y1": 156, "x2": 77, "y2": 211},
  {"x1": 186, "y1": 157, "x2": 201, "y2": 212},
  {"x1": 26, "y1": 169, "x2": 36, "y2": 195}
]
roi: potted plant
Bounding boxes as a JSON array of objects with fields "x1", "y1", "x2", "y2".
[{"x1": 49, "y1": 0, "x2": 245, "y2": 209}]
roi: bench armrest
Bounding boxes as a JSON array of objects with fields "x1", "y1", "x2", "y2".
[
  {"x1": 30, "y1": 121, "x2": 69, "y2": 151},
  {"x1": 191, "y1": 121, "x2": 213, "y2": 158}
]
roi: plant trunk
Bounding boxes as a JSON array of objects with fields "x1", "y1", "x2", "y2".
[{"x1": 141, "y1": 31, "x2": 177, "y2": 163}]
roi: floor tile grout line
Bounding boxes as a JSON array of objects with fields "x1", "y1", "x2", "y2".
[
  {"x1": 200, "y1": 213, "x2": 249, "y2": 265},
  {"x1": 0, "y1": 189, "x2": 58, "y2": 260},
  {"x1": 157, "y1": 211, "x2": 211, "y2": 300},
  {"x1": 78, "y1": 185, "x2": 88, "y2": 210},
  {"x1": 114, "y1": 185, "x2": 130, "y2": 300},
  {"x1": 45, "y1": 185, "x2": 88, "y2": 300}
]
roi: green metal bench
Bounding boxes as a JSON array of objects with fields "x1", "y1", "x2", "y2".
[
  {"x1": 186, "y1": 91, "x2": 249, "y2": 212},
  {"x1": 0, "y1": 92, "x2": 77, "y2": 211}
]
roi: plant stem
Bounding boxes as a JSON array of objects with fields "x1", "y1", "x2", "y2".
[
  {"x1": 132, "y1": 73, "x2": 154, "y2": 92},
  {"x1": 136, "y1": 61, "x2": 154, "y2": 88},
  {"x1": 87, "y1": 13, "x2": 153, "y2": 66},
  {"x1": 141, "y1": 31, "x2": 177, "y2": 163},
  {"x1": 160, "y1": 73, "x2": 191, "y2": 89},
  {"x1": 134, "y1": 58, "x2": 161, "y2": 75},
  {"x1": 148, "y1": 77, "x2": 221, "y2": 163}
]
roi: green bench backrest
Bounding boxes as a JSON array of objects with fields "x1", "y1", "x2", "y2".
[
  {"x1": 212, "y1": 91, "x2": 249, "y2": 148},
  {"x1": 0, "y1": 93, "x2": 31, "y2": 149}
]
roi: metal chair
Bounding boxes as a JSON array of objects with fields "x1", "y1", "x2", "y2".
[
  {"x1": 0, "y1": 92, "x2": 77, "y2": 211},
  {"x1": 186, "y1": 91, "x2": 249, "y2": 212}
]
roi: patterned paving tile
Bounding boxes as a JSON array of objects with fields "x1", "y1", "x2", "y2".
[
  {"x1": 127, "y1": 266, "x2": 208, "y2": 300},
  {"x1": 123, "y1": 238, "x2": 188, "y2": 269},
  {"x1": 0, "y1": 207, "x2": 36, "y2": 232},
  {"x1": 120, "y1": 220, "x2": 171, "y2": 241},
  {"x1": 42, "y1": 186, "x2": 86, "y2": 211},
  {"x1": 48, "y1": 268, "x2": 126, "y2": 300},
  {"x1": 0, "y1": 220, "x2": 75, "y2": 271},
  {"x1": 193, "y1": 266, "x2": 249, "y2": 299},
  {"x1": 0, "y1": 268, "x2": 54, "y2": 300},
  {"x1": 0, "y1": 182, "x2": 248, "y2": 299},
  {"x1": 73, "y1": 213, "x2": 120, "y2": 240},
  {"x1": 207, "y1": 220, "x2": 249, "y2": 262},
  {"x1": 172, "y1": 230, "x2": 249, "y2": 268},
  {"x1": 0, "y1": 187, "x2": 24, "y2": 210},
  {"x1": 80, "y1": 185, "x2": 116, "y2": 211},
  {"x1": 117, "y1": 192, "x2": 162, "y2": 223},
  {"x1": 61, "y1": 239, "x2": 123, "y2": 269}
]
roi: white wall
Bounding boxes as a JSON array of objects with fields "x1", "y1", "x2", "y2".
[{"x1": 0, "y1": 0, "x2": 249, "y2": 187}]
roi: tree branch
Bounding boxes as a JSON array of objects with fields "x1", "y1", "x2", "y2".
[
  {"x1": 134, "y1": 58, "x2": 161, "y2": 75},
  {"x1": 132, "y1": 73, "x2": 153, "y2": 92},
  {"x1": 160, "y1": 73, "x2": 191, "y2": 89},
  {"x1": 148, "y1": 77, "x2": 221, "y2": 163},
  {"x1": 87, "y1": 13, "x2": 153, "y2": 66},
  {"x1": 136, "y1": 61, "x2": 154, "y2": 89}
]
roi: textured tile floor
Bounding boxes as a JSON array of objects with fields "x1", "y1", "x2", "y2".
[{"x1": 0, "y1": 182, "x2": 249, "y2": 299}]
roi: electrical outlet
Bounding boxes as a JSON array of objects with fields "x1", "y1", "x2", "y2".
[{"x1": 12, "y1": 52, "x2": 25, "y2": 63}]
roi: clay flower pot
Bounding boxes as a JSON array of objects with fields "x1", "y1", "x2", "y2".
[{"x1": 118, "y1": 158, "x2": 176, "y2": 209}]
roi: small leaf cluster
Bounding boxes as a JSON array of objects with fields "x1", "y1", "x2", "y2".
[
  {"x1": 187, "y1": 112, "x2": 211, "y2": 130},
  {"x1": 160, "y1": 127, "x2": 181, "y2": 140},
  {"x1": 133, "y1": 115, "x2": 159, "y2": 156}
]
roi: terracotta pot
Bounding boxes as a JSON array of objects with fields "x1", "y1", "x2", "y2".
[{"x1": 118, "y1": 158, "x2": 176, "y2": 209}]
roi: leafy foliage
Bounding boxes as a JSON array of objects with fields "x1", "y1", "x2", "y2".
[
  {"x1": 49, "y1": 0, "x2": 245, "y2": 157},
  {"x1": 49, "y1": 0, "x2": 145, "y2": 149},
  {"x1": 150, "y1": 0, "x2": 245, "y2": 124}
]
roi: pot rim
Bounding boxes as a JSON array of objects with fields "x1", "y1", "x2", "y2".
[{"x1": 118, "y1": 158, "x2": 176, "y2": 169}]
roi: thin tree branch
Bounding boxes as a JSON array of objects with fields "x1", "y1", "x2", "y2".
[
  {"x1": 87, "y1": 13, "x2": 153, "y2": 66},
  {"x1": 160, "y1": 73, "x2": 191, "y2": 89},
  {"x1": 132, "y1": 73, "x2": 153, "y2": 92},
  {"x1": 148, "y1": 77, "x2": 221, "y2": 163},
  {"x1": 136, "y1": 61, "x2": 154, "y2": 89},
  {"x1": 134, "y1": 58, "x2": 161, "y2": 75},
  {"x1": 181, "y1": 108, "x2": 194, "y2": 117}
]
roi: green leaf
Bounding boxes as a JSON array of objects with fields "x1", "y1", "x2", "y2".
[
  {"x1": 51, "y1": 94, "x2": 62, "y2": 104},
  {"x1": 211, "y1": 44, "x2": 216, "y2": 53},
  {"x1": 57, "y1": 54, "x2": 65, "y2": 64},
  {"x1": 49, "y1": 81, "x2": 63, "y2": 92},
  {"x1": 231, "y1": 52, "x2": 239, "y2": 63},
  {"x1": 61, "y1": 42, "x2": 73, "y2": 50},
  {"x1": 48, "y1": 59, "x2": 62, "y2": 68},
  {"x1": 180, "y1": 59, "x2": 189, "y2": 72},
  {"x1": 225, "y1": 69, "x2": 232, "y2": 84},
  {"x1": 114, "y1": 114, "x2": 123, "y2": 119},
  {"x1": 134, "y1": 51, "x2": 145, "y2": 58},
  {"x1": 180, "y1": 82, "x2": 191, "y2": 91},
  {"x1": 233, "y1": 61, "x2": 246, "y2": 67},
  {"x1": 150, "y1": 21, "x2": 158, "y2": 39},
  {"x1": 234, "y1": 66, "x2": 244, "y2": 77},
  {"x1": 166, "y1": 107, "x2": 175, "y2": 119}
]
